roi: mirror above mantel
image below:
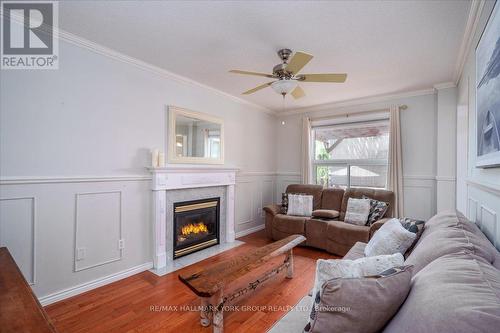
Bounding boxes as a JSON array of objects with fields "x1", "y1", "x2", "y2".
[{"x1": 167, "y1": 106, "x2": 224, "y2": 165}]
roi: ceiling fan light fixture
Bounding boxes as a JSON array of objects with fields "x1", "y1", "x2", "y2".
[{"x1": 271, "y1": 80, "x2": 298, "y2": 95}]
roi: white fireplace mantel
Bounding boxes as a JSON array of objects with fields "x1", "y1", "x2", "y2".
[{"x1": 149, "y1": 166, "x2": 238, "y2": 273}]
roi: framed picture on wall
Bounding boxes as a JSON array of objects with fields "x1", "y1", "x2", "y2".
[{"x1": 476, "y1": 1, "x2": 500, "y2": 168}]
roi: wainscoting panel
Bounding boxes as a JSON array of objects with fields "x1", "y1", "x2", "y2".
[
  {"x1": 468, "y1": 182, "x2": 500, "y2": 250},
  {"x1": 480, "y1": 205, "x2": 497, "y2": 248},
  {"x1": 403, "y1": 176, "x2": 436, "y2": 220},
  {"x1": 74, "y1": 191, "x2": 122, "y2": 271},
  {"x1": 0, "y1": 179, "x2": 152, "y2": 302},
  {"x1": 0, "y1": 197, "x2": 36, "y2": 284},
  {"x1": 235, "y1": 181, "x2": 254, "y2": 226},
  {"x1": 234, "y1": 173, "x2": 276, "y2": 236},
  {"x1": 468, "y1": 198, "x2": 479, "y2": 227}
]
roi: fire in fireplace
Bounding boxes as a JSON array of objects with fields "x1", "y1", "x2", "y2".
[{"x1": 173, "y1": 197, "x2": 220, "y2": 259}]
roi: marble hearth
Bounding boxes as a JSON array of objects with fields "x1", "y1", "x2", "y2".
[{"x1": 149, "y1": 167, "x2": 243, "y2": 275}]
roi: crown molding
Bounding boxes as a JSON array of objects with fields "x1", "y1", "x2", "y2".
[
  {"x1": 453, "y1": 0, "x2": 485, "y2": 84},
  {"x1": 56, "y1": 29, "x2": 275, "y2": 116},
  {"x1": 433, "y1": 82, "x2": 457, "y2": 90},
  {"x1": 277, "y1": 88, "x2": 435, "y2": 117}
]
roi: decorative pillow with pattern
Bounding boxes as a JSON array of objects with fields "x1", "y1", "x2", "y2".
[
  {"x1": 280, "y1": 193, "x2": 289, "y2": 214},
  {"x1": 362, "y1": 195, "x2": 390, "y2": 226},
  {"x1": 399, "y1": 217, "x2": 425, "y2": 258}
]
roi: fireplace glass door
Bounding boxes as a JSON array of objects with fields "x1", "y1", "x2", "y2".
[{"x1": 173, "y1": 198, "x2": 220, "y2": 259}]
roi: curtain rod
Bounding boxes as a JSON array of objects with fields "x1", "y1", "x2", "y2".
[{"x1": 310, "y1": 104, "x2": 408, "y2": 121}]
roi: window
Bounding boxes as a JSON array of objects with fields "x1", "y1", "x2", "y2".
[{"x1": 312, "y1": 119, "x2": 389, "y2": 189}]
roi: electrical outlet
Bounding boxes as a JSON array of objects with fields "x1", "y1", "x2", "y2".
[
  {"x1": 118, "y1": 239, "x2": 125, "y2": 250},
  {"x1": 76, "y1": 247, "x2": 86, "y2": 261}
]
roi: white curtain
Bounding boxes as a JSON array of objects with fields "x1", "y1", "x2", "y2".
[
  {"x1": 387, "y1": 105, "x2": 404, "y2": 217},
  {"x1": 301, "y1": 116, "x2": 312, "y2": 184}
]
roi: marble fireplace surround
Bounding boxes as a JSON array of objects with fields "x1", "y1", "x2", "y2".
[{"x1": 149, "y1": 167, "x2": 242, "y2": 275}]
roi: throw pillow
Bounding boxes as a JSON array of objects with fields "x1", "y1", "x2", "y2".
[
  {"x1": 287, "y1": 194, "x2": 313, "y2": 217},
  {"x1": 281, "y1": 192, "x2": 307, "y2": 214},
  {"x1": 364, "y1": 218, "x2": 416, "y2": 257},
  {"x1": 280, "y1": 193, "x2": 288, "y2": 214},
  {"x1": 305, "y1": 265, "x2": 413, "y2": 333},
  {"x1": 399, "y1": 217, "x2": 425, "y2": 258},
  {"x1": 362, "y1": 195, "x2": 390, "y2": 225},
  {"x1": 344, "y1": 198, "x2": 371, "y2": 225},
  {"x1": 310, "y1": 252, "x2": 404, "y2": 313}
]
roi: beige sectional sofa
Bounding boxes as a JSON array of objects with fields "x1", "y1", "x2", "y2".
[
  {"x1": 343, "y1": 210, "x2": 500, "y2": 332},
  {"x1": 263, "y1": 184, "x2": 395, "y2": 256}
]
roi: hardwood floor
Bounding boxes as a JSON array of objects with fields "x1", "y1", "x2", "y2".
[{"x1": 45, "y1": 231, "x2": 339, "y2": 333}]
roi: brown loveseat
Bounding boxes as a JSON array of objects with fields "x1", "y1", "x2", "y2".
[{"x1": 263, "y1": 184, "x2": 395, "y2": 256}]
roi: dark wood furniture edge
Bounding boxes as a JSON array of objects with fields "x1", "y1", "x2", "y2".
[{"x1": 0, "y1": 247, "x2": 58, "y2": 333}]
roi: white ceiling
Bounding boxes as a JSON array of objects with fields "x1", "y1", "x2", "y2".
[{"x1": 59, "y1": 0, "x2": 471, "y2": 112}]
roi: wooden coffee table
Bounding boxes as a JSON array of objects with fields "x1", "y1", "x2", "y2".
[{"x1": 178, "y1": 234, "x2": 306, "y2": 333}]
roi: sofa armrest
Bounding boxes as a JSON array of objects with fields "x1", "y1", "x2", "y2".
[
  {"x1": 263, "y1": 204, "x2": 282, "y2": 239},
  {"x1": 369, "y1": 217, "x2": 392, "y2": 239},
  {"x1": 263, "y1": 204, "x2": 282, "y2": 216}
]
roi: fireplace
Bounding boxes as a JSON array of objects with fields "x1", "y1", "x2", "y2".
[{"x1": 173, "y1": 197, "x2": 220, "y2": 259}]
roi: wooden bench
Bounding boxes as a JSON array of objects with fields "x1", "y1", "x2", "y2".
[{"x1": 178, "y1": 234, "x2": 306, "y2": 333}]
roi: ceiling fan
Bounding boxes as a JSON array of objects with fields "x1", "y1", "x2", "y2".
[{"x1": 229, "y1": 48, "x2": 347, "y2": 99}]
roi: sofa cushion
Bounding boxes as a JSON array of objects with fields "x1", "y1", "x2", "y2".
[
  {"x1": 306, "y1": 219, "x2": 332, "y2": 249},
  {"x1": 326, "y1": 221, "x2": 370, "y2": 256},
  {"x1": 406, "y1": 211, "x2": 498, "y2": 274},
  {"x1": 307, "y1": 265, "x2": 412, "y2": 333},
  {"x1": 384, "y1": 252, "x2": 500, "y2": 333},
  {"x1": 272, "y1": 214, "x2": 306, "y2": 238},
  {"x1": 312, "y1": 209, "x2": 339, "y2": 219},
  {"x1": 340, "y1": 188, "x2": 394, "y2": 220},
  {"x1": 286, "y1": 184, "x2": 323, "y2": 210},
  {"x1": 320, "y1": 188, "x2": 344, "y2": 211},
  {"x1": 343, "y1": 242, "x2": 367, "y2": 260}
]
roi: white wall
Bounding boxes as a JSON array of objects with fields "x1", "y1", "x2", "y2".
[
  {"x1": 275, "y1": 92, "x2": 438, "y2": 220},
  {"x1": 456, "y1": 0, "x2": 500, "y2": 250},
  {"x1": 0, "y1": 37, "x2": 276, "y2": 302}
]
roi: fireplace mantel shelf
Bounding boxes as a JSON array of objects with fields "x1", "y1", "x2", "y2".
[
  {"x1": 149, "y1": 166, "x2": 238, "y2": 191},
  {"x1": 147, "y1": 166, "x2": 240, "y2": 173}
]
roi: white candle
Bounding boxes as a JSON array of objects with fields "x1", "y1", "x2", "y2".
[
  {"x1": 158, "y1": 152, "x2": 165, "y2": 167},
  {"x1": 151, "y1": 149, "x2": 159, "y2": 167}
]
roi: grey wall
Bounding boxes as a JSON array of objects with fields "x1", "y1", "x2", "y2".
[{"x1": 0, "y1": 38, "x2": 276, "y2": 303}]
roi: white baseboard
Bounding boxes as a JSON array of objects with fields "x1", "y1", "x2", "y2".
[
  {"x1": 235, "y1": 224, "x2": 265, "y2": 238},
  {"x1": 38, "y1": 262, "x2": 153, "y2": 306}
]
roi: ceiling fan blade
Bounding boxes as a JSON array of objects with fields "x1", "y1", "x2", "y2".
[
  {"x1": 291, "y1": 85, "x2": 305, "y2": 99},
  {"x1": 229, "y1": 70, "x2": 274, "y2": 78},
  {"x1": 285, "y1": 52, "x2": 313, "y2": 75},
  {"x1": 242, "y1": 81, "x2": 274, "y2": 95},
  {"x1": 298, "y1": 73, "x2": 347, "y2": 82}
]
